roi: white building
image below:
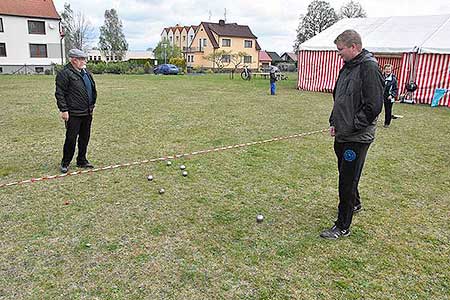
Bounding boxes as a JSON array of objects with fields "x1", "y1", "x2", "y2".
[
  {"x1": 86, "y1": 49, "x2": 155, "y2": 63},
  {"x1": 0, "y1": 0, "x2": 64, "y2": 74}
]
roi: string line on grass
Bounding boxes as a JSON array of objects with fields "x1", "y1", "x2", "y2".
[{"x1": 0, "y1": 128, "x2": 327, "y2": 189}]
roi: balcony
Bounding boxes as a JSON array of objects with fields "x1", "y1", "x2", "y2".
[{"x1": 183, "y1": 47, "x2": 204, "y2": 53}]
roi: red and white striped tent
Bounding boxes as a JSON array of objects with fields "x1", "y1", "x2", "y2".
[{"x1": 297, "y1": 15, "x2": 450, "y2": 107}]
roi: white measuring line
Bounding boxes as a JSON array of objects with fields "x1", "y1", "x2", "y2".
[{"x1": 0, "y1": 129, "x2": 327, "y2": 189}]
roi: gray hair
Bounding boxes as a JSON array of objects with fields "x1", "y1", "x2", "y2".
[{"x1": 334, "y1": 29, "x2": 362, "y2": 48}]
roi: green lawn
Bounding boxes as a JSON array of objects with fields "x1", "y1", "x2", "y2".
[{"x1": 0, "y1": 73, "x2": 449, "y2": 299}]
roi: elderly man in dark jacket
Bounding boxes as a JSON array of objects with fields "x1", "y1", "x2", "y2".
[
  {"x1": 55, "y1": 49, "x2": 97, "y2": 173},
  {"x1": 320, "y1": 30, "x2": 384, "y2": 239}
]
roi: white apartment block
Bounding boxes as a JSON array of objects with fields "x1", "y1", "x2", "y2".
[{"x1": 0, "y1": 0, "x2": 64, "y2": 74}]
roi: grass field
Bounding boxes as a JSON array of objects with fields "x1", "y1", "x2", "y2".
[{"x1": 0, "y1": 73, "x2": 449, "y2": 299}]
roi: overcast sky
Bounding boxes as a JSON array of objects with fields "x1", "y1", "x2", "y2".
[{"x1": 53, "y1": 0, "x2": 450, "y2": 54}]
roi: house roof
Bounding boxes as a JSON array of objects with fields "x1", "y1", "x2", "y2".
[
  {"x1": 299, "y1": 14, "x2": 450, "y2": 54},
  {"x1": 281, "y1": 52, "x2": 297, "y2": 61},
  {"x1": 266, "y1": 51, "x2": 282, "y2": 61},
  {"x1": 255, "y1": 40, "x2": 261, "y2": 51},
  {"x1": 0, "y1": 0, "x2": 60, "y2": 20},
  {"x1": 201, "y1": 21, "x2": 259, "y2": 49},
  {"x1": 259, "y1": 51, "x2": 272, "y2": 62}
]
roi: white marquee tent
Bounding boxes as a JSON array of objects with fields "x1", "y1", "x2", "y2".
[{"x1": 297, "y1": 14, "x2": 450, "y2": 107}]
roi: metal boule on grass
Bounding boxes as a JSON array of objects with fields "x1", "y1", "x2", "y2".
[
  {"x1": 180, "y1": 164, "x2": 186, "y2": 170},
  {"x1": 147, "y1": 175, "x2": 154, "y2": 181},
  {"x1": 182, "y1": 171, "x2": 188, "y2": 177},
  {"x1": 166, "y1": 161, "x2": 172, "y2": 166},
  {"x1": 256, "y1": 214, "x2": 264, "y2": 223},
  {"x1": 159, "y1": 188, "x2": 165, "y2": 194}
]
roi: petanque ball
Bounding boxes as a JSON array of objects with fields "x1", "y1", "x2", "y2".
[{"x1": 256, "y1": 214, "x2": 264, "y2": 223}]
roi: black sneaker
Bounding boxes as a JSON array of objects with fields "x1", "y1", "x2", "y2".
[
  {"x1": 60, "y1": 165, "x2": 69, "y2": 173},
  {"x1": 353, "y1": 204, "x2": 362, "y2": 213},
  {"x1": 320, "y1": 225, "x2": 350, "y2": 240},
  {"x1": 76, "y1": 161, "x2": 94, "y2": 168}
]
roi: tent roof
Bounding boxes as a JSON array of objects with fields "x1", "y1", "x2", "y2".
[{"x1": 299, "y1": 14, "x2": 450, "y2": 54}]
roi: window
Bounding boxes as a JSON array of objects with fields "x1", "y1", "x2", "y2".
[
  {"x1": 176, "y1": 36, "x2": 179, "y2": 42},
  {"x1": 222, "y1": 55, "x2": 230, "y2": 63},
  {"x1": 222, "y1": 38, "x2": 231, "y2": 47},
  {"x1": 183, "y1": 36, "x2": 186, "y2": 42},
  {"x1": 89, "y1": 56, "x2": 93, "y2": 60},
  {"x1": 169, "y1": 36, "x2": 173, "y2": 42},
  {"x1": 190, "y1": 35, "x2": 193, "y2": 40},
  {"x1": 98, "y1": 56, "x2": 101, "y2": 61},
  {"x1": 0, "y1": 67, "x2": 3, "y2": 73},
  {"x1": 35, "y1": 67, "x2": 44, "y2": 73},
  {"x1": 0, "y1": 43, "x2": 6, "y2": 57},
  {"x1": 203, "y1": 38, "x2": 207, "y2": 47},
  {"x1": 0, "y1": 18, "x2": 3, "y2": 32},
  {"x1": 244, "y1": 40, "x2": 252, "y2": 48},
  {"x1": 28, "y1": 20, "x2": 45, "y2": 34},
  {"x1": 244, "y1": 56, "x2": 252, "y2": 63},
  {"x1": 29, "y1": 44, "x2": 47, "y2": 57}
]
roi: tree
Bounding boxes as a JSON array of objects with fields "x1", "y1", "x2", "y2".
[
  {"x1": 98, "y1": 9, "x2": 128, "y2": 62},
  {"x1": 60, "y1": 3, "x2": 94, "y2": 58},
  {"x1": 293, "y1": 0, "x2": 338, "y2": 52},
  {"x1": 203, "y1": 50, "x2": 231, "y2": 71},
  {"x1": 154, "y1": 41, "x2": 182, "y2": 64},
  {"x1": 229, "y1": 51, "x2": 247, "y2": 78},
  {"x1": 339, "y1": 1, "x2": 367, "y2": 18}
]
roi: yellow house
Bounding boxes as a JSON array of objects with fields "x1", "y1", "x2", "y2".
[{"x1": 183, "y1": 20, "x2": 261, "y2": 70}]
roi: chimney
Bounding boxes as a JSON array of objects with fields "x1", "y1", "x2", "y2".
[{"x1": 219, "y1": 19, "x2": 225, "y2": 26}]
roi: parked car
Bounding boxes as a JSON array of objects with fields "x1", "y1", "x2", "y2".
[{"x1": 153, "y1": 64, "x2": 179, "y2": 75}]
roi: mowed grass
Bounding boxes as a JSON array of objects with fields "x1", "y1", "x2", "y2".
[{"x1": 0, "y1": 73, "x2": 449, "y2": 299}]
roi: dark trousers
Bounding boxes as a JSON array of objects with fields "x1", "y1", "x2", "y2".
[
  {"x1": 62, "y1": 115, "x2": 92, "y2": 166},
  {"x1": 384, "y1": 100, "x2": 393, "y2": 125},
  {"x1": 334, "y1": 141, "x2": 370, "y2": 230}
]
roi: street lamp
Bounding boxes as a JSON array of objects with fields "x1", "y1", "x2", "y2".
[{"x1": 163, "y1": 43, "x2": 167, "y2": 64}]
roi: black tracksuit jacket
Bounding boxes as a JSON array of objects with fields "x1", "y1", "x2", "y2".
[{"x1": 330, "y1": 49, "x2": 384, "y2": 143}]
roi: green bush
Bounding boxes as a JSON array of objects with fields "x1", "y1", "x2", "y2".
[
  {"x1": 169, "y1": 57, "x2": 186, "y2": 72},
  {"x1": 105, "y1": 62, "x2": 128, "y2": 74},
  {"x1": 143, "y1": 61, "x2": 152, "y2": 74},
  {"x1": 53, "y1": 64, "x2": 64, "y2": 73},
  {"x1": 126, "y1": 66, "x2": 145, "y2": 75},
  {"x1": 87, "y1": 62, "x2": 106, "y2": 74}
]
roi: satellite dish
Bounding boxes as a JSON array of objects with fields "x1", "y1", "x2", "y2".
[{"x1": 48, "y1": 23, "x2": 55, "y2": 29}]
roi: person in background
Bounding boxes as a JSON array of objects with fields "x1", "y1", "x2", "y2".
[
  {"x1": 270, "y1": 66, "x2": 278, "y2": 95},
  {"x1": 322, "y1": 30, "x2": 383, "y2": 240},
  {"x1": 382, "y1": 64, "x2": 398, "y2": 128},
  {"x1": 55, "y1": 49, "x2": 97, "y2": 173}
]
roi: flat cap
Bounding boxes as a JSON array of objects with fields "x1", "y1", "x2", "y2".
[{"x1": 68, "y1": 49, "x2": 88, "y2": 58}]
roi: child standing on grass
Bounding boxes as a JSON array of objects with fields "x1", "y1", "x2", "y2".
[{"x1": 270, "y1": 66, "x2": 278, "y2": 95}]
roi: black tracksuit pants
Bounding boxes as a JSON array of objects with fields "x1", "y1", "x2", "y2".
[
  {"x1": 334, "y1": 141, "x2": 370, "y2": 230},
  {"x1": 384, "y1": 99, "x2": 393, "y2": 126},
  {"x1": 62, "y1": 115, "x2": 92, "y2": 166}
]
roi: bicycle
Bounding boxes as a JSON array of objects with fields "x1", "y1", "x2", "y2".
[{"x1": 241, "y1": 65, "x2": 252, "y2": 80}]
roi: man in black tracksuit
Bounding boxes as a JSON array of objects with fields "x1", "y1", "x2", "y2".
[
  {"x1": 55, "y1": 49, "x2": 97, "y2": 173},
  {"x1": 320, "y1": 30, "x2": 384, "y2": 239}
]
